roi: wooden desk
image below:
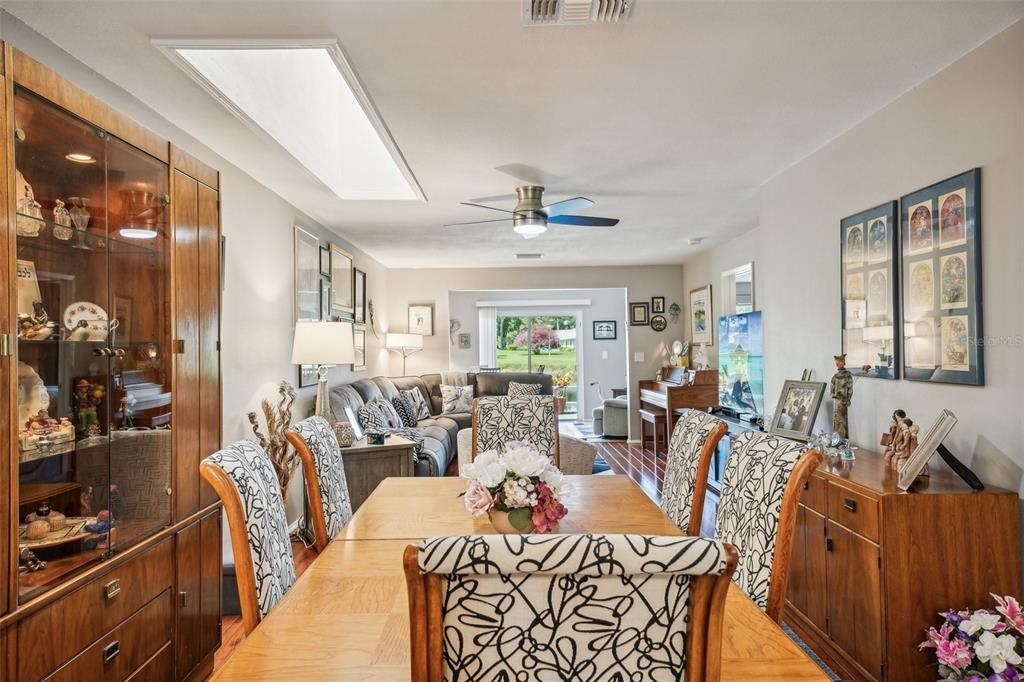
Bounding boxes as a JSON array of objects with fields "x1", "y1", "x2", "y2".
[{"x1": 215, "y1": 476, "x2": 828, "y2": 681}]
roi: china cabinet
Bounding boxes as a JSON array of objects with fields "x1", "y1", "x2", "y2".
[{"x1": 1, "y1": 44, "x2": 223, "y2": 680}]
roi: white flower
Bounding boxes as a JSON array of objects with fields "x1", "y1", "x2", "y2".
[
  {"x1": 502, "y1": 479, "x2": 532, "y2": 508},
  {"x1": 540, "y1": 465, "x2": 567, "y2": 496},
  {"x1": 973, "y1": 631, "x2": 1022, "y2": 673},
  {"x1": 960, "y1": 611, "x2": 1003, "y2": 635},
  {"x1": 503, "y1": 446, "x2": 549, "y2": 478},
  {"x1": 461, "y1": 450, "x2": 508, "y2": 487}
]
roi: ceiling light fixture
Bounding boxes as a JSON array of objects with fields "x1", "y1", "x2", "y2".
[
  {"x1": 512, "y1": 215, "x2": 547, "y2": 239},
  {"x1": 65, "y1": 152, "x2": 96, "y2": 164},
  {"x1": 119, "y1": 225, "x2": 158, "y2": 239}
]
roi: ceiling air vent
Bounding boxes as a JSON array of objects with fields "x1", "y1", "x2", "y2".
[
  {"x1": 523, "y1": 0, "x2": 635, "y2": 26},
  {"x1": 515, "y1": 253, "x2": 543, "y2": 260}
]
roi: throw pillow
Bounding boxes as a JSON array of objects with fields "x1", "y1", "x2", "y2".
[
  {"x1": 440, "y1": 384, "x2": 473, "y2": 414},
  {"x1": 507, "y1": 381, "x2": 541, "y2": 397},
  {"x1": 392, "y1": 396, "x2": 418, "y2": 428},
  {"x1": 357, "y1": 403, "x2": 386, "y2": 433},
  {"x1": 374, "y1": 398, "x2": 404, "y2": 429},
  {"x1": 402, "y1": 388, "x2": 431, "y2": 420}
]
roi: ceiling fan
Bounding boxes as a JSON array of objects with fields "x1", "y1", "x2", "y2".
[{"x1": 443, "y1": 185, "x2": 619, "y2": 239}]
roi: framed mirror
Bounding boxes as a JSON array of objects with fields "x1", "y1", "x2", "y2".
[
  {"x1": 330, "y1": 244, "x2": 354, "y2": 318},
  {"x1": 721, "y1": 262, "x2": 755, "y2": 316}
]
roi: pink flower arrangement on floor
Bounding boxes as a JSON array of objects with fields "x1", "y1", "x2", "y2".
[
  {"x1": 461, "y1": 442, "x2": 568, "y2": 533},
  {"x1": 920, "y1": 594, "x2": 1024, "y2": 681}
]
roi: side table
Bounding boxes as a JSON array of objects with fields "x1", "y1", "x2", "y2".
[{"x1": 340, "y1": 435, "x2": 416, "y2": 511}]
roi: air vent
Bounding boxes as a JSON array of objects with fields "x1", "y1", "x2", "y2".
[
  {"x1": 515, "y1": 253, "x2": 543, "y2": 260},
  {"x1": 523, "y1": 0, "x2": 635, "y2": 25}
]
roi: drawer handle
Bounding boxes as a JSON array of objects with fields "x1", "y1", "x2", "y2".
[
  {"x1": 843, "y1": 498, "x2": 857, "y2": 513},
  {"x1": 103, "y1": 640, "x2": 120, "y2": 664},
  {"x1": 104, "y1": 578, "x2": 121, "y2": 600}
]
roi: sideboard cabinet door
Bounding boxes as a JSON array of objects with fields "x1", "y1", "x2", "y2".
[{"x1": 827, "y1": 521, "x2": 883, "y2": 679}]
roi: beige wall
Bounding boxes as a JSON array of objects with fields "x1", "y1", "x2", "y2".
[{"x1": 387, "y1": 265, "x2": 686, "y2": 437}]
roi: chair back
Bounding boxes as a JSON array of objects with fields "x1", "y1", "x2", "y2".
[
  {"x1": 471, "y1": 395, "x2": 559, "y2": 466},
  {"x1": 714, "y1": 431, "x2": 822, "y2": 621},
  {"x1": 200, "y1": 440, "x2": 295, "y2": 635},
  {"x1": 662, "y1": 410, "x2": 729, "y2": 535},
  {"x1": 404, "y1": 534, "x2": 738, "y2": 682},
  {"x1": 286, "y1": 416, "x2": 354, "y2": 552}
]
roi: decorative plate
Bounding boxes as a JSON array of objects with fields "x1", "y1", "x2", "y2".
[
  {"x1": 650, "y1": 315, "x2": 667, "y2": 332},
  {"x1": 671, "y1": 339, "x2": 684, "y2": 356},
  {"x1": 63, "y1": 301, "x2": 107, "y2": 332}
]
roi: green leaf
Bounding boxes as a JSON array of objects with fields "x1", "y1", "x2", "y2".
[{"x1": 508, "y1": 507, "x2": 533, "y2": 531}]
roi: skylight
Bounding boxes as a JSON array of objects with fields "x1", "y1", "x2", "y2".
[{"x1": 158, "y1": 40, "x2": 420, "y2": 201}]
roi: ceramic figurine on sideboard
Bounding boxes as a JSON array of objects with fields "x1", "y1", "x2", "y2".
[{"x1": 830, "y1": 353, "x2": 853, "y2": 438}]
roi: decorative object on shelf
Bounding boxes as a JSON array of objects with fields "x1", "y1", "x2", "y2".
[
  {"x1": 246, "y1": 381, "x2": 299, "y2": 501},
  {"x1": 629, "y1": 302, "x2": 649, "y2": 326},
  {"x1": 901, "y1": 169, "x2": 983, "y2": 385},
  {"x1": 689, "y1": 285, "x2": 713, "y2": 345},
  {"x1": 62, "y1": 300, "x2": 107, "y2": 336},
  {"x1": 18, "y1": 410, "x2": 75, "y2": 462},
  {"x1": 18, "y1": 515, "x2": 107, "y2": 550},
  {"x1": 651, "y1": 296, "x2": 665, "y2": 313},
  {"x1": 354, "y1": 269, "x2": 367, "y2": 324},
  {"x1": 17, "y1": 361, "x2": 50, "y2": 428},
  {"x1": 829, "y1": 353, "x2": 853, "y2": 438},
  {"x1": 449, "y1": 318, "x2": 461, "y2": 342},
  {"x1": 353, "y1": 325, "x2": 366, "y2": 371},
  {"x1": 295, "y1": 226, "x2": 321, "y2": 322},
  {"x1": 319, "y1": 245, "x2": 331, "y2": 277},
  {"x1": 592, "y1": 320, "x2": 616, "y2": 340},
  {"x1": 15, "y1": 258, "x2": 42, "y2": 317},
  {"x1": 386, "y1": 333, "x2": 422, "y2": 375},
  {"x1": 881, "y1": 408, "x2": 906, "y2": 447},
  {"x1": 552, "y1": 370, "x2": 574, "y2": 406},
  {"x1": 15, "y1": 170, "x2": 43, "y2": 237},
  {"x1": 809, "y1": 431, "x2": 855, "y2": 460},
  {"x1": 332, "y1": 420, "x2": 356, "y2": 448},
  {"x1": 408, "y1": 304, "x2": 433, "y2": 336},
  {"x1": 68, "y1": 196, "x2": 91, "y2": 247},
  {"x1": 330, "y1": 243, "x2": 355, "y2": 318},
  {"x1": 668, "y1": 301, "x2": 681, "y2": 323},
  {"x1": 25, "y1": 502, "x2": 67, "y2": 532},
  {"x1": 693, "y1": 342, "x2": 710, "y2": 370},
  {"x1": 319, "y1": 279, "x2": 331, "y2": 321},
  {"x1": 461, "y1": 444, "x2": 568, "y2": 534},
  {"x1": 17, "y1": 301, "x2": 56, "y2": 340},
  {"x1": 768, "y1": 380, "x2": 826, "y2": 442},
  {"x1": 458, "y1": 333, "x2": 471, "y2": 350},
  {"x1": 366, "y1": 431, "x2": 386, "y2": 445},
  {"x1": 919, "y1": 594, "x2": 1024, "y2": 681},
  {"x1": 650, "y1": 314, "x2": 667, "y2": 332},
  {"x1": 897, "y1": 409, "x2": 965, "y2": 490},
  {"x1": 73, "y1": 377, "x2": 106, "y2": 436},
  {"x1": 669, "y1": 339, "x2": 689, "y2": 367},
  {"x1": 25, "y1": 520, "x2": 49, "y2": 540},
  {"x1": 18, "y1": 548, "x2": 46, "y2": 573},
  {"x1": 292, "y1": 321, "x2": 354, "y2": 420}
]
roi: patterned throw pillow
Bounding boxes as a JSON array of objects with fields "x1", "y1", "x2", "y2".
[
  {"x1": 440, "y1": 384, "x2": 474, "y2": 414},
  {"x1": 402, "y1": 388, "x2": 431, "y2": 420},
  {"x1": 507, "y1": 381, "x2": 541, "y2": 397},
  {"x1": 392, "y1": 396, "x2": 419, "y2": 428},
  {"x1": 357, "y1": 403, "x2": 386, "y2": 433},
  {"x1": 374, "y1": 398, "x2": 404, "y2": 429}
]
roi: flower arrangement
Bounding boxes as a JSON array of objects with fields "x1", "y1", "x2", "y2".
[
  {"x1": 461, "y1": 441, "x2": 568, "y2": 533},
  {"x1": 920, "y1": 594, "x2": 1024, "y2": 680}
]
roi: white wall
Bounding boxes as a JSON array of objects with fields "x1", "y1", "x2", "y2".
[
  {"x1": 447, "y1": 288, "x2": 629, "y2": 416},
  {"x1": 387, "y1": 265, "x2": 686, "y2": 438}
]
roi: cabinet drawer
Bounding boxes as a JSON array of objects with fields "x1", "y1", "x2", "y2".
[
  {"x1": 827, "y1": 483, "x2": 879, "y2": 542},
  {"x1": 17, "y1": 538, "x2": 174, "y2": 681},
  {"x1": 44, "y1": 590, "x2": 173, "y2": 682},
  {"x1": 800, "y1": 474, "x2": 826, "y2": 514},
  {"x1": 126, "y1": 642, "x2": 173, "y2": 681}
]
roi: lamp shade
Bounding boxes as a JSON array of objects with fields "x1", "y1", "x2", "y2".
[
  {"x1": 292, "y1": 321, "x2": 355, "y2": 365},
  {"x1": 862, "y1": 325, "x2": 894, "y2": 342},
  {"x1": 386, "y1": 333, "x2": 423, "y2": 350}
]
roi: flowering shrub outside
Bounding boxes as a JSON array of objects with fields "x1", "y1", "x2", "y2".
[
  {"x1": 512, "y1": 324, "x2": 561, "y2": 352},
  {"x1": 920, "y1": 594, "x2": 1024, "y2": 680}
]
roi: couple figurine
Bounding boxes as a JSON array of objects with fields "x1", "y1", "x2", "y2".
[{"x1": 882, "y1": 409, "x2": 925, "y2": 474}]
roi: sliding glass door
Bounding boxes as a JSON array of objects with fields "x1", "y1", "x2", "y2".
[{"x1": 495, "y1": 313, "x2": 580, "y2": 419}]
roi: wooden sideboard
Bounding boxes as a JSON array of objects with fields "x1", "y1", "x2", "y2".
[{"x1": 785, "y1": 449, "x2": 1021, "y2": 681}]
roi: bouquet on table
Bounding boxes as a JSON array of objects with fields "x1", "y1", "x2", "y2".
[
  {"x1": 920, "y1": 594, "x2": 1024, "y2": 681},
  {"x1": 461, "y1": 441, "x2": 568, "y2": 534}
]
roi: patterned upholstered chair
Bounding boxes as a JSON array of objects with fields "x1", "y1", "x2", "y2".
[
  {"x1": 404, "y1": 534, "x2": 739, "y2": 682},
  {"x1": 286, "y1": 416, "x2": 354, "y2": 552},
  {"x1": 714, "y1": 431, "x2": 822, "y2": 622},
  {"x1": 200, "y1": 441, "x2": 296, "y2": 635},
  {"x1": 471, "y1": 395, "x2": 559, "y2": 467},
  {"x1": 661, "y1": 410, "x2": 729, "y2": 536}
]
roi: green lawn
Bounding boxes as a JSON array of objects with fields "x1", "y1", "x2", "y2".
[{"x1": 496, "y1": 348, "x2": 576, "y2": 373}]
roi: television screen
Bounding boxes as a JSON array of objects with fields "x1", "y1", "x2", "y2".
[{"x1": 718, "y1": 311, "x2": 764, "y2": 418}]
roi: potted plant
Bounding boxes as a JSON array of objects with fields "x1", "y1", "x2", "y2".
[{"x1": 552, "y1": 369, "x2": 573, "y2": 413}]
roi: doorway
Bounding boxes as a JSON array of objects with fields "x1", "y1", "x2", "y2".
[{"x1": 495, "y1": 312, "x2": 581, "y2": 419}]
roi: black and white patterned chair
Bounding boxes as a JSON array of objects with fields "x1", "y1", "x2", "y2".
[
  {"x1": 286, "y1": 416, "x2": 354, "y2": 552},
  {"x1": 200, "y1": 440, "x2": 296, "y2": 635},
  {"x1": 661, "y1": 410, "x2": 729, "y2": 536},
  {"x1": 471, "y1": 395, "x2": 559, "y2": 466},
  {"x1": 404, "y1": 534, "x2": 739, "y2": 682},
  {"x1": 714, "y1": 430, "x2": 822, "y2": 622}
]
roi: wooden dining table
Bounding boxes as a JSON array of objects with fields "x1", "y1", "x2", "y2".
[{"x1": 213, "y1": 476, "x2": 828, "y2": 681}]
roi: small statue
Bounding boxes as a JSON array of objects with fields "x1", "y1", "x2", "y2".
[
  {"x1": 896, "y1": 420, "x2": 924, "y2": 474},
  {"x1": 881, "y1": 409, "x2": 906, "y2": 448},
  {"x1": 830, "y1": 354, "x2": 853, "y2": 439},
  {"x1": 18, "y1": 548, "x2": 46, "y2": 573},
  {"x1": 74, "y1": 378, "x2": 105, "y2": 435}
]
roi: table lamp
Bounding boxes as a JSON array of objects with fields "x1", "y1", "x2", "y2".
[
  {"x1": 292, "y1": 321, "x2": 355, "y2": 421},
  {"x1": 386, "y1": 333, "x2": 423, "y2": 375}
]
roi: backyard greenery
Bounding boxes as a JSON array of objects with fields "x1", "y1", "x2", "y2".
[{"x1": 496, "y1": 347, "x2": 576, "y2": 372}]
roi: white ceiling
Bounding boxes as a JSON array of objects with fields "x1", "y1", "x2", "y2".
[{"x1": 3, "y1": 1, "x2": 1022, "y2": 268}]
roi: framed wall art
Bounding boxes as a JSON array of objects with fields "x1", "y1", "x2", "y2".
[
  {"x1": 458, "y1": 333, "x2": 471, "y2": 349},
  {"x1": 330, "y1": 244, "x2": 354, "y2": 318},
  {"x1": 319, "y1": 246, "x2": 331, "y2": 277},
  {"x1": 593, "y1": 320, "x2": 617, "y2": 340},
  {"x1": 900, "y1": 169, "x2": 983, "y2": 385},
  {"x1": 840, "y1": 201, "x2": 899, "y2": 379},
  {"x1": 352, "y1": 325, "x2": 367, "y2": 371},
  {"x1": 629, "y1": 302, "x2": 649, "y2": 326},
  {"x1": 651, "y1": 296, "x2": 665, "y2": 314},
  {"x1": 768, "y1": 380, "x2": 826, "y2": 442},
  {"x1": 409, "y1": 304, "x2": 433, "y2": 335},
  {"x1": 320, "y1": 279, "x2": 331, "y2": 321},
  {"x1": 354, "y1": 269, "x2": 367, "y2": 324},
  {"x1": 689, "y1": 285, "x2": 713, "y2": 345},
  {"x1": 294, "y1": 226, "x2": 320, "y2": 322}
]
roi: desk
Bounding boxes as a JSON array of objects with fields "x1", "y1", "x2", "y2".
[{"x1": 215, "y1": 476, "x2": 828, "y2": 681}]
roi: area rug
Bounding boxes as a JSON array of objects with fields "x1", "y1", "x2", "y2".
[{"x1": 781, "y1": 623, "x2": 841, "y2": 681}]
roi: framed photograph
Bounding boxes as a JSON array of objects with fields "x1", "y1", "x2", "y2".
[
  {"x1": 768, "y1": 380, "x2": 826, "y2": 442},
  {"x1": 840, "y1": 201, "x2": 898, "y2": 379},
  {"x1": 458, "y1": 333, "x2": 471, "y2": 349},
  {"x1": 593, "y1": 320, "x2": 617, "y2": 340},
  {"x1": 320, "y1": 279, "x2": 331, "y2": 321},
  {"x1": 344, "y1": 406, "x2": 364, "y2": 440},
  {"x1": 898, "y1": 409, "x2": 958, "y2": 490},
  {"x1": 354, "y1": 269, "x2": 367, "y2": 324},
  {"x1": 294, "y1": 226, "x2": 320, "y2": 322},
  {"x1": 298, "y1": 364, "x2": 319, "y2": 388},
  {"x1": 352, "y1": 325, "x2": 366, "y2": 371},
  {"x1": 319, "y1": 246, "x2": 331, "y2": 277},
  {"x1": 651, "y1": 296, "x2": 665, "y2": 314},
  {"x1": 689, "y1": 285, "x2": 713, "y2": 345},
  {"x1": 629, "y1": 302, "x2": 649, "y2": 326},
  {"x1": 330, "y1": 244, "x2": 354, "y2": 318},
  {"x1": 900, "y1": 169, "x2": 982, "y2": 385},
  {"x1": 408, "y1": 305, "x2": 433, "y2": 335}
]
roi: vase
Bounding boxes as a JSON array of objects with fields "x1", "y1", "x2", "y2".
[
  {"x1": 69, "y1": 197, "x2": 90, "y2": 248},
  {"x1": 488, "y1": 509, "x2": 535, "y2": 534},
  {"x1": 332, "y1": 421, "x2": 356, "y2": 448},
  {"x1": 52, "y1": 199, "x2": 73, "y2": 240}
]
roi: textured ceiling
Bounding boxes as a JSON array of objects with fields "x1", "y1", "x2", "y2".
[{"x1": 3, "y1": 1, "x2": 1022, "y2": 267}]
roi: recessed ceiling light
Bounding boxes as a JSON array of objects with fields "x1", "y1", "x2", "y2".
[
  {"x1": 65, "y1": 152, "x2": 96, "y2": 164},
  {"x1": 154, "y1": 38, "x2": 422, "y2": 201}
]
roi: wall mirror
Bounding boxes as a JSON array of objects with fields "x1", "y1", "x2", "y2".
[{"x1": 721, "y1": 262, "x2": 755, "y2": 316}]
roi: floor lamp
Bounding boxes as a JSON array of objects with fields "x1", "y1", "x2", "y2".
[
  {"x1": 386, "y1": 333, "x2": 423, "y2": 376},
  {"x1": 292, "y1": 321, "x2": 355, "y2": 421}
]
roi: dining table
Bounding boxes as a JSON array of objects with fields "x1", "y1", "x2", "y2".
[{"x1": 213, "y1": 475, "x2": 829, "y2": 681}]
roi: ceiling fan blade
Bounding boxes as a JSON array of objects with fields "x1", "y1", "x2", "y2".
[
  {"x1": 548, "y1": 214, "x2": 619, "y2": 227},
  {"x1": 542, "y1": 196, "x2": 594, "y2": 217},
  {"x1": 460, "y1": 201, "x2": 518, "y2": 215},
  {"x1": 442, "y1": 217, "x2": 513, "y2": 227}
]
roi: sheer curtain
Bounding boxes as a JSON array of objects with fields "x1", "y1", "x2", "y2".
[{"x1": 478, "y1": 306, "x2": 497, "y2": 368}]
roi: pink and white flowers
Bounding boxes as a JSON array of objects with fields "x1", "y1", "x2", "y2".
[
  {"x1": 460, "y1": 442, "x2": 568, "y2": 533},
  {"x1": 920, "y1": 595, "x2": 1024, "y2": 680}
]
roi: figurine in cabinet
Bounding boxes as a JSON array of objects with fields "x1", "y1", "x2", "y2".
[
  {"x1": 52, "y1": 198, "x2": 74, "y2": 240},
  {"x1": 17, "y1": 301, "x2": 56, "y2": 340},
  {"x1": 73, "y1": 378, "x2": 106, "y2": 436}
]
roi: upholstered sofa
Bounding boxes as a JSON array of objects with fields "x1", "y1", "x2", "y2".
[{"x1": 328, "y1": 372, "x2": 553, "y2": 477}]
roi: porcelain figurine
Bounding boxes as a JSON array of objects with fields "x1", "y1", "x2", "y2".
[{"x1": 829, "y1": 354, "x2": 853, "y2": 439}]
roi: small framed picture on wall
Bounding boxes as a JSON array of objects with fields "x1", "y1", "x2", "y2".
[
  {"x1": 593, "y1": 320, "x2": 617, "y2": 340},
  {"x1": 651, "y1": 296, "x2": 665, "y2": 314},
  {"x1": 629, "y1": 303, "x2": 649, "y2": 326},
  {"x1": 353, "y1": 325, "x2": 367, "y2": 371},
  {"x1": 689, "y1": 285, "x2": 713, "y2": 345},
  {"x1": 409, "y1": 305, "x2": 434, "y2": 335}
]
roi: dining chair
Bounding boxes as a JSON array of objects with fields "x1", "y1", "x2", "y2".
[
  {"x1": 714, "y1": 431, "x2": 823, "y2": 622},
  {"x1": 661, "y1": 409, "x2": 730, "y2": 536},
  {"x1": 404, "y1": 534, "x2": 739, "y2": 682},
  {"x1": 471, "y1": 395, "x2": 560, "y2": 466},
  {"x1": 200, "y1": 440, "x2": 296, "y2": 636},
  {"x1": 285, "y1": 416, "x2": 354, "y2": 553}
]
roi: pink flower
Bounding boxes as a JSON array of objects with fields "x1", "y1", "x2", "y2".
[
  {"x1": 935, "y1": 638, "x2": 974, "y2": 671},
  {"x1": 463, "y1": 480, "x2": 494, "y2": 518},
  {"x1": 921, "y1": 623, "x2": 955, "y2": 650},
  {"x1": 994, "y1": 594, "x2": 1024, "y2": 635},
  {"x1": 530, "y1": 481, "x2": 568, "y2": 533}
]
